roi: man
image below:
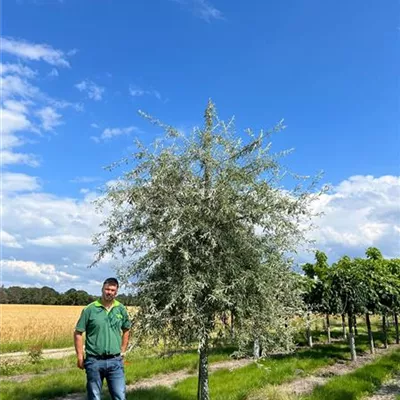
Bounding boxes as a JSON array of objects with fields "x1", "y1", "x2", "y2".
[{"x1": 74, "y1": 277, "x2": 131, "y2": 400}]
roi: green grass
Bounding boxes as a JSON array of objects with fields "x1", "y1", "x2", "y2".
[
  {"x1": 295, "y1": 322, "x2": 397, "y2": 348},
  {"x1": 0, "y1": 347, "x2": 234, "y2": 400},
  {"x1": 301, "y1": 348, "x2": 400, "y2": 400},
  {"x1": 0, "y1": 355, "x2": 76, "y2": 376},
  {"x1": 0, "y1": 320, "x2": 398, "y2": 400},
  {"x1": 127, "y1": 344, "x2": 353, "y2": 400},
  {"x1": 124, "y1": 346, "x2": 235, "y2": 383},
  {"x1": 0, "y1": 337, "x2": 73, "y2": 353}
]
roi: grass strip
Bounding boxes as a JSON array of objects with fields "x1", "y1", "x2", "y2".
[
  {"x1": 0, "y1": 355, "x2": 76, "y2": 376},
  {"x1": 0, "y1": 337, "x2": 73, "y2": 353},
  {"x1": 301, "y1": 348, "x2": 400, "y2": 400},
  {"x1": 0, "y1": 347, "x2": 233, "y2": 400},
  {"x1": 127, "y1": 344, "x2": 353, "y2": 400}
]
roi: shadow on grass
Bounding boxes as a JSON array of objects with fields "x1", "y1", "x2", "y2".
[
  {"x1": 127, "y1": 386, "x2": 187, "y2": 400},
  {"x1": 155, "y1": 345, "x2": 237, "y2": 359},
  {"x1": 0, "y1": 386, "x2": 81, "y2": 400},
  {"x1": 267, "y1": 343, "x2": 351, "y2": 363},
  {"x1": 305, "y1": 350, "x2": 400, "y2": 400}
]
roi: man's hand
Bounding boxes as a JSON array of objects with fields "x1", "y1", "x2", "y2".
[
  {"x1": 77, "y1": 356, "x2": 85, "y2": 369},
  {"x1": 74, "y1": 330, "x2": 85, "y2": 370}
]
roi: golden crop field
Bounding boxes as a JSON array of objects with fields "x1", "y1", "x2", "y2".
[{"x1": 0, "y1": 304, "x2": 84, "y2": 351}]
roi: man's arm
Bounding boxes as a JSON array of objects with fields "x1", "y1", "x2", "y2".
[
  {"x1": 74, "y1": 330, "x2": 85, "y2": 369},
  {"x1": 121, "y1": 329, "x2": 130, "y2": 356}
]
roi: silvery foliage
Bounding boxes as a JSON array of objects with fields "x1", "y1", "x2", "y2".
[{"x1": 92, "y1": 101, "x2": 322, "y2": 352}]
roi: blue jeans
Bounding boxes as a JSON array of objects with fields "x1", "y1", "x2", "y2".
[{"x1": 84, "y1": 356, "x2": 126, "y2": 400}]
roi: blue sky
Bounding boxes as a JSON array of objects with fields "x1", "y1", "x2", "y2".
[{"x1": 2, "y1": 0, "x2": 399, "y2": 294}]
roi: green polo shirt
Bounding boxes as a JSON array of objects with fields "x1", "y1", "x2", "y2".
[{"x1": 75, "y1": 299, "x2": 131, "y2": 356}]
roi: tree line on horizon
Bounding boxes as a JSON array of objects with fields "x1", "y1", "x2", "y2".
[{"x1": 0, "y1": 285, "x2": 137, "y2": 306}]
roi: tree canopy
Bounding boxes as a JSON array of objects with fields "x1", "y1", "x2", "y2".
[{"x1": 93, "y1": 101, "x2": 321, "y2": 399}]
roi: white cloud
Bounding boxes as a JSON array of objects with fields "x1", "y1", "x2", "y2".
[
  {"x1": 1, "y1": 37, "x2": 70, "y2": 67},
  {"x1": 129, "y1": 85, "x2": 163, "y2": 100},
  {"x1": 1, "y1": 150, "x2": 39, "y2": 167},
  {"x1": 2, "y1": 171, "x2": 398, "y2": 291},
  {"x1": 90, "y1": 123, "x2": 99, "y2": 129},
  {"x1": 1, "y1": 105, "x2": 32, "y2": 140},
  {"x1": 153, "y1": 90, "x2": 162, "y2": 100},
  {"x1": 172, "y1": 0, "x2": 223, "y2": 22},
  {"x1": 129, "y1": 86, "x2": 146, "y2": 97},
  {"x1": 0, "y1": 62, "x2": 37, "y2": 78},
  {"x1": 90, "y1": 136, "x2": 100, "y2": 143},
  {"x1": 48, "y1": 68, "x2": 59, "y2": 77},
  {"x1": 67, "y1": 48, "x2": 78, "y2": 56},
  {"x1": 2, "y1": 172, "x2": 41, "y2": 192},
  {"x1": 36, "y1": 106, "x2": 63, "y2": 131},
  {"x1": 75, "y1": 80, "x2": 104, "y2": 101},
  {"x1": 27, "y1": 234, "x2": 92, "y2": 248},
  {"x1": 193, "y1": 0, "x2": 223, "y2": 22},
  {"x1": 50, "y1": 99, "x2": 84, "y2": 112},
  {"x1": 70, "y1": 176, "x2": 100, "y2": 183},
  {"x1": 2, "y1": 260, "x2": 79, "y2": 283},
  {"x1": 3, "y1": 99, "x2": 30, "y2": 114},
  {"x1": 1, "y1": 45, "x2": 81, "y2": 168},
  {"x1": 91, "y1": 126, "x2": 139, "y2": 142},
  {"x1": 1, "y1": 230, "x2": 23, "y2": 249},
  {"x1": 307, "y1": 175, "x2": 400, "y2": 261},
  {"x1": 1, "y1": 179, "x2": 118, "y2": 292},
  {"x1": 1, "y1": 74, "x2": 40, "y2": 100},
  {"x1": 1, "y1": 99, "x2": 38, "y2": 167}
]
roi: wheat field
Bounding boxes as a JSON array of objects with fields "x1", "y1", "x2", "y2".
[{"x1": 0, "y1": 304, "x2": 84, "y2": 352}]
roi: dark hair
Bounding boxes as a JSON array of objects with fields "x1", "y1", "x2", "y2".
[{"x1": 103, "y1": 277, "x2": 119, "y2": 288}]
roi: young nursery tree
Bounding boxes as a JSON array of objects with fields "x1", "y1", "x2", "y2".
[
  {"x1": 331, "y1": 256, "x2": 366, "y2": 361},
  {"x1": 92, "y1": 101, "x2": 320, "y2": 400},
  {"x1": 302, "y1": 251, "x2": 336, "y2": 345}
]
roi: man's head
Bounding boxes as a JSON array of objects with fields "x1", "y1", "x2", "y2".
[{"x1": 102, "y1": 277, "x2": 119, "y2": 302}]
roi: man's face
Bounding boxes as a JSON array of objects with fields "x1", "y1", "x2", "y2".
[{"x1": 102, "y1": 283, "x2": 118, "y2": 302}]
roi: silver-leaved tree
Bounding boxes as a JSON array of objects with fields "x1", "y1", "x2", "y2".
[{"x1": 92, "y1": 101, "x2": 321, "y2": 400}]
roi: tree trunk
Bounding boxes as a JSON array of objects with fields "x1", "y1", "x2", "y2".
[
  {"x1": 253, "y1": 338, "x2": 260, "y2": 359},
  {"x1": 230, "y1": 311, "x2": 235, "y2": 340},
  {"x1": 341, "y1": 314, "x2": 347, "y2": 340},
  {"x1": 197, "y1": 335, "x2": 209, "y2": 400},
  {"x1": 395, "y1": 313, "x2": 399, "y2": 345},
  {"x1": 326, "y1": 314, "x2": 331, "y2": 344},
  {"x1": 353, "y1": 314, "x2": 358, "y2": 336},
  {"x1": 366, "y1": 313, "x2": 375, "y2": 354},
  {"x1": 382, "y1": 314, "x2": 388, "y2": 349},
  {"x1": 306, "y1": 312, "x2": 313, "y2": 348},
  {"x1": 348, "y1": 313, "x2": 357, "y2": 361}
]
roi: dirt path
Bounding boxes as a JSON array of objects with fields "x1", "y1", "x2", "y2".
[
  {"x1": 277, "y1": 346, "x2": 400, "y2": 397},
  {"x1": 0, "y1": 347, "x2": 76, "y2": 361},
  {"x1": 367, "y1": 373, "x2": 400, "y2": 400},
  {"x1": 53, "y1": 358, "x2": 253, "y2": 400}
]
